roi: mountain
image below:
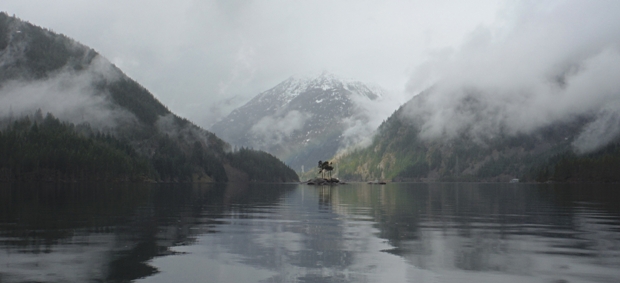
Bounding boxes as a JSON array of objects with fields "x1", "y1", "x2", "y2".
[
  {"x1": 335, "y1": 88, "x2": 620, "y2": 183},
  {"x1": 210, "y1": 72, "x2": 385, "y2": 172},
  {"x1": 0, "y1": 12, "x2": 298, "y2": 183}
]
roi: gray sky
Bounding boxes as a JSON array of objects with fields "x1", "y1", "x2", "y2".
[{"x1": 1, "y1": 0, "x2": 504, "y2": 127}]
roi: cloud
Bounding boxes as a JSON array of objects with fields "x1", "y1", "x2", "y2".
[
  {"x1": 250, "y1": 110, "x2": 311, "y2": 147},
  {"x1": 1, "y1": 0, "x2": 501, "y2": 127},
  {"x1": 338, "y1": 88, "x2": 405, "y2": 153},
  {"x1": 402, "y1": 0, "x2": 620, "y2": 151},
  {"x1": 154, "y1": 113, "x2": 220, "y2": 151},
  {"x1": 572, "y1": 102, "x2": 620, "y2": 154},
  {"x1": 0, "y1": 55, "x2": 137, "y2": 130}
]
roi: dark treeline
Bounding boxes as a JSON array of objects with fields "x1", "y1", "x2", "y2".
[
  {"x1": 0, "y1": 113, "x2": 230, "y2": 183},
  {"x1": 0, "y1": 113, "x2": 300, "y2": 183},
  {"x1": 532, "y1": 142, "x2": 620, "y2": 183},
  {"x1": 0, "y1": 113, "x2": 155, "y2": 182},
  {"x1": 149, "y1": 133, "x2": 228, "y2": 183},
  {"x1": 227, "y1": 147, "x2": 299, "y2": 182}
]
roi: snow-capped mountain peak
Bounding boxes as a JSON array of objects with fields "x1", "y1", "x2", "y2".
[
  {"x1": 253, "y1": 72, "x2": 382, "y2": 108},
  {"x1": 210, "y1": 72, "x2": 387, "y2": 171}
]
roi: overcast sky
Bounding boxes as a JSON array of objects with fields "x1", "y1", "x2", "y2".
[
  {"x1": 1, "y1": 0, "x2": 599, "y2": 129},
  {"x1": 0, "y1": 0, "x2": 620, "y2": 134}
]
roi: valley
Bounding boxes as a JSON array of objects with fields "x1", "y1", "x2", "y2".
[{"x1": 2, "y1": 10, "x2": 620, "y2": 184}]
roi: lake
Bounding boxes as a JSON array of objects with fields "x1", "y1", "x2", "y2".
[{"x1": 1, "y1": 182, "x2": 620, "y2": 283}]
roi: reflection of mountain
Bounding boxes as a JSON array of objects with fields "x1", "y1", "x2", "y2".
[
  {"x1": 326, "y1": 183, "x2": 620, "y2": 278},
  {"x1": 143, "y1": 184, "x2": 401, "y2": 283},
  {"x1": 3, "y1": 183, "x2": 620, "y2": 282},
  {"x1": 0, "y1": 183, "x2": 293, "y2": 282},
  {"x1": 140, "y1": 183, "x2": 620, "y2": 282},
  {"x1": 0, "y1": 183, "x2": 153, "y2": 282}
]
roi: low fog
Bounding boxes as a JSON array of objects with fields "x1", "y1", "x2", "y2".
[
  {"x1": 403, "y1": 0, "x2": 620, "y2": 153},
  {"x1": 0, "y1": 55, "x2": 138, "y2": 130},
  {"x1": 2, "y1": 0, "x2": 500, "y2": 127},
  {"x1": 339, "y1": 88, "x2": 405, "y2": 152},
  {"x1": 3, "y1": 0, "x2": 620, "y2": 155},
  {"x1": 250, "y1": 110, "x2": 313, "y2": 148}
]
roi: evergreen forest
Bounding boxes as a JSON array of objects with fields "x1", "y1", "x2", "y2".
[
  {"x1": 0, "y1": 113, "x2": 299, "y2": 183},
  {"x1": 0, "y1": 114, "x2": 155, "y2": 182}
]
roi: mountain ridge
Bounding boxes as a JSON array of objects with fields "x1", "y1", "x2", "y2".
[
  {"x1": 335, "y1": 87, "x2": 620, "y2": 183},
  {"x1": 210, "y1": 72, "x2": 386, "y2": 172},
  {"x1": 0, "y1": 12, "x2": 298, "y2": 183}
]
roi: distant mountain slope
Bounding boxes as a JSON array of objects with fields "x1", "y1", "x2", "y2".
[
  {"x1": 210, "y1": 72, "x2": 385, "y2": 172},
  {"x1": 336, "y1": 88, "x2": 620, "y2": 183},
  {"x1": 0, "y1": 12, "x2": 298, "y2": 182}
]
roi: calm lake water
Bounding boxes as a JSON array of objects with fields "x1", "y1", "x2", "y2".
[{"x1": 1, "y1": 182, "x2": 620, "y2": 283}]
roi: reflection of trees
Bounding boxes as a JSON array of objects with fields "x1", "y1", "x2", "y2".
[
  {"x1": 105, "y1": 183, "x2": 238, "y2": 281},
  {"x1": 3, "y1": 182, "x2": 619, "y2": 282},
  {"x1": 0, "y1": 182, "x2": 156, "y2": 282},
  {"x1": 317, "y1": 185, "x2": 332, "y2": 207},
  {"x1": 0, "y1": 182, "x2": 293, "y2": 283},
  {"x1": 0, "y1": 183, "x2": 150, "y2": 245},
  {"x1": 325, "y1": 183, "x2": 620, "y2": 275},
  {"x1": 107, "y1": 183, "x2": 297, "y2": 282}
]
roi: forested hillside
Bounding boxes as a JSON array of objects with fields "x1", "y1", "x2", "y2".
[
  {"x1": 0, "y1": 114, "x2": 156, "y2": 182},
  {"x1": 227, "y1": 148, "x2": 301, "y2": 182},
  {"x1": 336, "y1": 89, "x2": 620, "y2": 183},
  {"x1": 0, "y1": 12, "x2": 298, "y2": 183},
  {"x1": 532, "y1": 142, "x2": 620, "y2": 183}
]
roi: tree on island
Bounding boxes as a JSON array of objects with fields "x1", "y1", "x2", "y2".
[{"x1": 318, "y1": 160, "x2": 334, "y2": 179}]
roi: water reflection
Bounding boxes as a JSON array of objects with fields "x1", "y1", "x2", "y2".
[
  {"x1": 0, "y1": 182, "x2": 293, "y2": 282},
  {"x1": 0, "y1": 182, "x2": 619, "y2": 282},
  {"x1": 325, "y1": 183, "x2": 620, "y2": 282}
]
